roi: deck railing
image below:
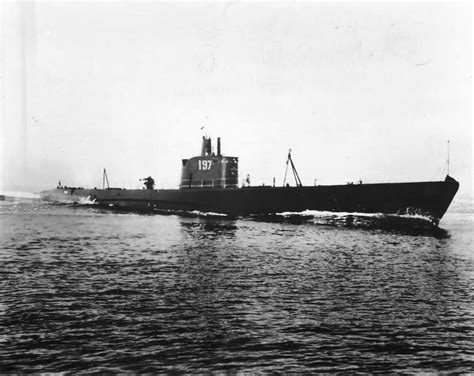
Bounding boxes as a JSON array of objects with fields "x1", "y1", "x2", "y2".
[{"x1": 180, "y1": 178, "x2": 238, "y2": 189}]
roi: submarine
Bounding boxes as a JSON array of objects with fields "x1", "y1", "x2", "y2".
[{"x1": 40, "y1": 136, "x2": 459, "y2": 225}]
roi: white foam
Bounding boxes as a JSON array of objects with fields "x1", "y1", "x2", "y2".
[
  {"x1": 77, "y1": 195, "x2": 98, "y2": 205},
  {"x1": 0, "y1": 191, "x2": 41, "y2": 199},
  {"x1": 189, "y1": 210, "x2": 228, "y2": 217},
  {"x1": 274, "y1": 210, "x2": 432, "y2": 222},
  {"x1": 275, "y1": 210, "x2": 380, "y2": 217}
]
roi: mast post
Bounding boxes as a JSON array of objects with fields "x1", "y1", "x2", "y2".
[
  {"x1": 103, "y1": 168, "x2": 110, "y2": 189},
  {"x1": 282, "y1": 149, "x2": 302, "y2": 187}
]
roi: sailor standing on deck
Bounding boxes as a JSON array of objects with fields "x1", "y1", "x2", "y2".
[{"x1": 140, "y1": 176, "x2": 155, "y2": 190}]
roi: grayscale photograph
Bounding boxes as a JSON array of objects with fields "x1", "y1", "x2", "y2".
[{"x1": 1, "y1": 0, "x2": 472, "y2": 373}]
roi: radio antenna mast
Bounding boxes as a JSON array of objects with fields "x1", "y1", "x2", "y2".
[
  {"x1": 447, "y1": 140, "x2": 450, "y2": 176},
  {"x1": 283, "y1": 149, "x2": 291, "y2": 186}
]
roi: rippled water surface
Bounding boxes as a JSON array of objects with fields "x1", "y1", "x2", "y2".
[{"x1": 1, "y1": 196, "x2": 473, "y2": 373}]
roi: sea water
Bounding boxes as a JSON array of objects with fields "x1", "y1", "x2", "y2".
[{"x1": 0, "y1": 195, "x2": 473, "y2": 372}]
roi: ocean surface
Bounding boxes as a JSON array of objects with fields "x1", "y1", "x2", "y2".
[{"x1": 1, "y1": 194, "x2": 473, "y2": 373}]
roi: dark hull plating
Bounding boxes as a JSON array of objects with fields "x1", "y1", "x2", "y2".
[{"x1": 41, "y1": 179, "x2": 459, "y2": 224}]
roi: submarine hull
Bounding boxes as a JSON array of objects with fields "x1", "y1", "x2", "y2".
[{"x1": 41, "y1": 178, "x2": 459, "y2": 224}]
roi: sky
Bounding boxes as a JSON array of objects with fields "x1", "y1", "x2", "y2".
[{"x1": 1, "y1": 1, "x2": 472, "y2": 194}]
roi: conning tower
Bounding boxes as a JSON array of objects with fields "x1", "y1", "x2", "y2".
[{"x1": 180, "y1": 137, "x2": 238, "y2": 189}]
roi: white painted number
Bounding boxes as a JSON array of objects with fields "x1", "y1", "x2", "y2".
[{"x1": 198, "y1": 160, "x2": 212, "y2": 170}]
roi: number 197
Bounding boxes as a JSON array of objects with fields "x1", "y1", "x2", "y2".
[{"x1": 198, "y1": 160, "x2": 212, "y2": 170}]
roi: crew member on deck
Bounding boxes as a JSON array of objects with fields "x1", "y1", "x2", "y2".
[{"x1": 141, "y1": 176, "x2": 155, "y2": 190}]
